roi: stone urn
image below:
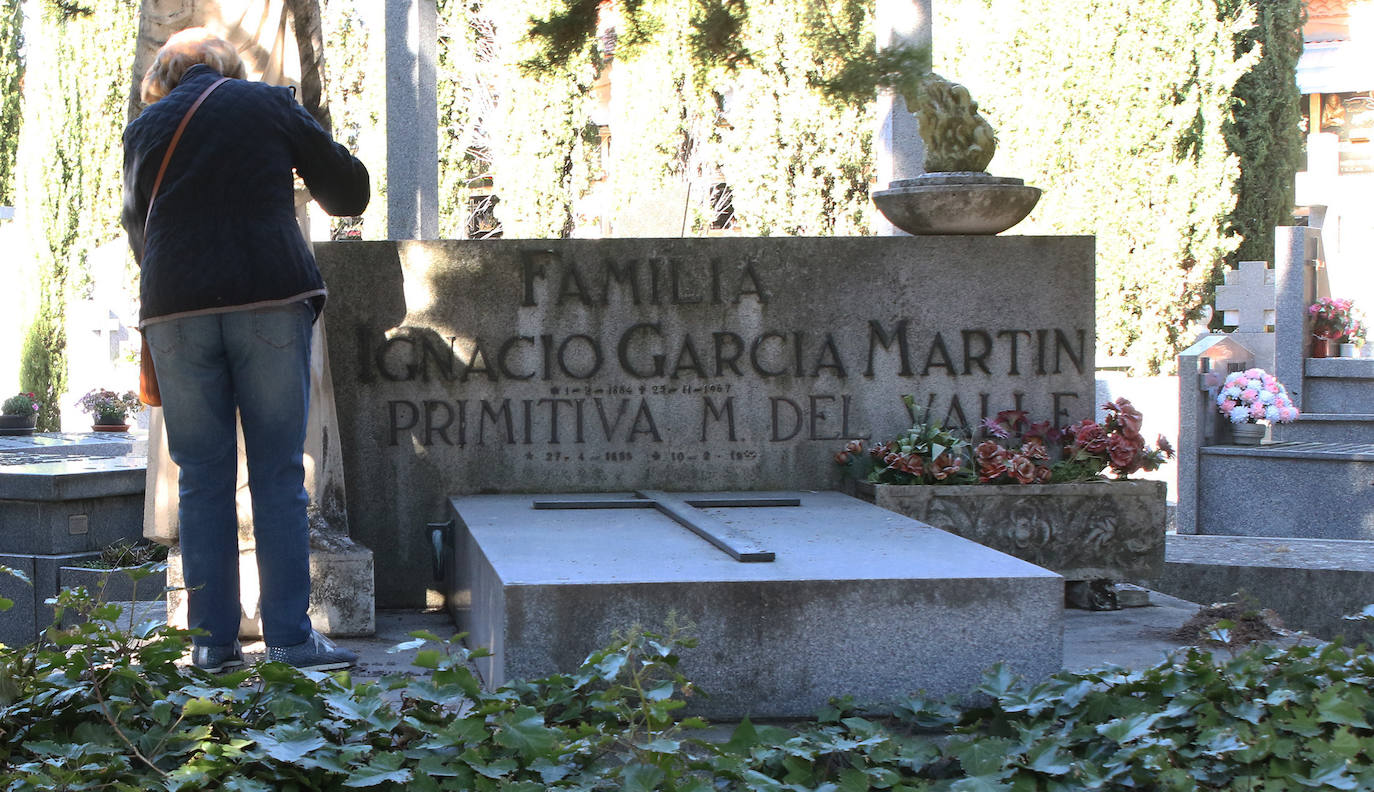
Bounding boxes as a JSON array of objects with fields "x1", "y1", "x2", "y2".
[{"x1": 872, "y1": 172, "x2": 1041, "y2": 235}]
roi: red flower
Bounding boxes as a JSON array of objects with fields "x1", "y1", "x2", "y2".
[
  {"x1": 834, "y1": 451, "x2": 851, "y2": 466},
  {"x1": 844, "y1": 439, "x2": 864, "y2": 454},
  {"x1": 1074, "y1": 421, "x2": 1108, "y2": 454},
  {"x1": 895, "y1": 455, "x2": 924, "y2": 476},
  {"x1": 1108, "y1": 434, "x2": 1138, "y2": 471},
  {"x1": 929, "y1": 452, "x2": 961, "y2": 481},
  {"x1": 1157, "y1": 434, "x2": 1175, "y2": 459},
  {"x1": 1021, "y1": 439, "x2": 1049, "y2": 461},
  {"x1": 1009, "y1": 455, "x2": 1038, "y2": 484},
  {"x1": 1111, "y1": 398, "x2": 1143, "y2": 440}
]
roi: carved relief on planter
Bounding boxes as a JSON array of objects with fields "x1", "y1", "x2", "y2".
[{"x1": 853, "y1": 480, "x2": 1167, "y2": 582}]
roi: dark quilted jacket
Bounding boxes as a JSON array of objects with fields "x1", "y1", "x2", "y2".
[{"x1": 122, "y1": 64, "x2": 369, "y2": 325}]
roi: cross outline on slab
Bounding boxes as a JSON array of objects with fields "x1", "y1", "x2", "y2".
[{"x1": 530, "y1": 490, "x2": 798, "y2": 562}]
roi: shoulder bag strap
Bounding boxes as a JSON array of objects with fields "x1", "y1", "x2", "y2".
[{"x1": 144, "y1": 76, "x2": 230, "y2": 238}]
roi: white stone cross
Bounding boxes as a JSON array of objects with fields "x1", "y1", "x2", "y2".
[{"x1": 1214, "y1": 260, "x2": 1276, "y2": 333}]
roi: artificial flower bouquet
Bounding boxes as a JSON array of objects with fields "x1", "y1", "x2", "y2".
[
  {"x1": 2, "y1": 392, "x2": 39, "y2": 416},
  {"x1": 1309, "y1": 297, "x2": 1364, "y2": 344},
  {"x1": 1214, "y1": 368, "x2": 1299, "y2": 425},
  {"x1": 76, "y1": 388, "x2": 143, "y2": 424},
  {"x1": 834, "y1": 397, "x2": 973, "y2": 485},
  {"x1": 837, "y1": 396, "x2": 1174, "y2": 486}
]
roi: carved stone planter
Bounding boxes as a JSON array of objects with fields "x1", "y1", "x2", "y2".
[{"x1": 851, "y1": 480, "x2": 1166, "y2": 582}]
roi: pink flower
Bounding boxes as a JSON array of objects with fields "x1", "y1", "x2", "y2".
[
  {"x1": 1108, "y1": 435, "x2": 1138, "y2": 470},
  {"x1": 1249, "y1": 402, "x2": 1266, "y2": 419},
  {"x1": 1220, "y1": 399, "x2": 1237, "y2": 411},
  {"x1": 1240, "y1": 388, "x2": 1259, "y2": 402}
]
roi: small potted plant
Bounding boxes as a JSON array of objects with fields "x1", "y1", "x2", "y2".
[
  {"x1": 1335, "y1": 302, "x2": 1365, "y2": 358},
  {"x1": 1308, "y1": 297, "x2": 1361, "y2": 358},
  {"x1": 75, "y1": 388, "x2": 143, "y2": 432},
  {"x1": 0, "y1": 392, "x2": 39, "y2": 436},
  {"x1": 1214, "y1": 368, "x2": 1299, "y2": 445}
]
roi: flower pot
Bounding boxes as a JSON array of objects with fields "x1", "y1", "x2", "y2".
[
  {"x1": 1340, "y1": 343, "x2": 1361, "y2": 358},
  {"x1": 1230, "y1": 422, "x2": 1266, "y2": 446},
  {"x1": 91, "y1": 423, "x2": 130, "y2": 432},
  {"x1": 0, "y1": 413, "x2": 37, "y2": 436},
  {"x1": 1310, "y1": 337, "x2": 1334, "y2": 358},
  {"x1": 850, "y1": 479, "x2": 1167, "y2": 582}
]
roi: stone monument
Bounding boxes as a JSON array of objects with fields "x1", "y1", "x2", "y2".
[{"x1": 315, "y1": 235, "x2": 1095, "y2": 715}]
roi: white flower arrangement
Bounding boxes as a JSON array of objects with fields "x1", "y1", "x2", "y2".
[{"x1": 1215, "y1": 368, "x2": 1299, "y2": 425}]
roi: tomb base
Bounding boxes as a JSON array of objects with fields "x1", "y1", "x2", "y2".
[
  {"x1": 447, "y1": 491, "x2": 1063, "y2": 719},
  {"x1": 167, "y1": 530, "x2": 375, "y2": 638}
]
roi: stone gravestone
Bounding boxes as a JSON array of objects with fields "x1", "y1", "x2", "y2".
[{"x1": 317, "y1": 235, "x2": 1094, "y2": 715}]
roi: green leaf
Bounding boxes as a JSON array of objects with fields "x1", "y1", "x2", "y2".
[
  {"x1": 645, "y1": 679, "x2": 675, "y2": 701},
  {"x1": 0, "y1": 596, "x2": 11, "y2": 612},
  {"x1": 621, "y1": 763, "x2": 667, "y2": 792},
  {"x1": 1023, "y1": 741, "x2": 1072, "y2": 776},
  {"x1": 182, "y1": 697, "x2": 225, "y2": 717},
  {"x1": 343, "y1": 751, "x2": 413, "y2": 788},
  {"x1": 493, "y1": 706, "x2": 557, "y2": 757},
  {"x1": 722, "y1": 717, "x2": 760, "y2": 755},
  {"x1": 1096, "y1": 712, "x2": 1163, "y2": 744},
  {"x1": 221, "y1": 777, "x2": 275, "y2": 792},
  {"x1": 953, "y1": 737, "x2": 1015, "y2": 776},
  {"x1": 1316, "y1": 687, "x2": 1370, "y2": 727},
  {"x1": 413, "y1": 649, "x2": 442, "y2": 669},
  {"x1": 951, "y1": 778, "x2": 1014, "y2": 792},
  {"x1": 636, "y1": 737, "x2": 682, "y2": 753},
  {"x1": 1294, "y1": 758, "x2": 1360, "y2": 789},
  {"x1": 244, "y1": 726, "x2": 329, "y2": 763},
  {"x1": 467, "y1": 757, "x2": 518, "y2": 779},
  {"x1": 977, "y1": 663, "x2": 1018, "y2": 698},
  {"x1": 595, "y1": 651, "x2": 627, "y2": 680}
]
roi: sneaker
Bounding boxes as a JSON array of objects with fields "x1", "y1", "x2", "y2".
[
  {"x1": 191, "y1": 642, "x2": 245, "y2": 673},
  {"x1": 267, "y1": 630, "x2": 357, "y2": 671}
]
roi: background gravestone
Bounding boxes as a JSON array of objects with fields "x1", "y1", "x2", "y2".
[{"x1": 317, "y1": 235, "x2": 1096, "y2": 608}]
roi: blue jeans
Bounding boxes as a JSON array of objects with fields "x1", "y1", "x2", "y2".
[{"x1": 144, "y1": 303, "x2": 314, "y2": 648}]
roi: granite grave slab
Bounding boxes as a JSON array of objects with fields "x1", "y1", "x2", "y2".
[{"x1": 447, "y1": 490, "x2": 1064, "y2": 719}]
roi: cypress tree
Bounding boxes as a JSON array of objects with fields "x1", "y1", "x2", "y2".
[
  {"x1": 936, "y1": 0, "x2": 1255, "y2": 374},
  {"x1": 15, "y1": 0, "x2": 138, "y2": 428},
  {"x1": 0, "y1": 0, "x2": 21, "y2": 207},
  {"x1": 1220, "y1": 0, "x2": 1304, "y2": 273}
]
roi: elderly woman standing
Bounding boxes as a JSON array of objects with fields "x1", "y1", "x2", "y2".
[{"x1": 122, "y1": 28, "x2": 369, "y2": 672}]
